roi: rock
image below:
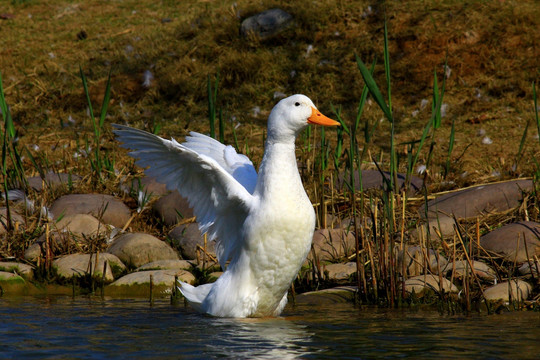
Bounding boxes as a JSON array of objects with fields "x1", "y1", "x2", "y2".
[
  {"x1": 518, "y1": 261, "x2": 539, "y2": 278},
  {"x1": 23, "y1": 214, "x2": 111, "y2": 262},
  {"x1": 50, "y1": 194, "x2": 131, "y2": 228},
  {"x1": 24, "y1": 231, "x2": 77, "y2": 262},
  {"x1": 0, "y1": 207, "x2": 25, "y2": 235},
  {"x1": 24, "y1": 243, "x2": 42, "y2": 262},
  {"x1": 0, "y1": 271, "x2": 25, "y2": 285},
  {"x1": 109, "y1": 269, "x2": 195, "y2": 287},
  {"x1": 479, "y1": 221, "x2": 540, "y2": 262},
  {"x1": 107, "y1": 233, "x2": 179, "y2": 268},
  {"x1": 336, "y1": 170, "x2": 423, "y2": 196},
  {"x1": 309, "y1": 229, "x2": 356, "y2": 262},
  {"x1": 152, "y1": 191, "x2": 194, "y2": 226},
  {"x1": 420, "y1": 179, "x2": 533, "y2": 237},
  {"x1": 27, "y1": 172, "x2": 81, "y2": 192},
  {"x1": 483, "y1": 280, "x2": 532, "y2": 302},
  {"x1": 169, "y1": 223, "x2": 215, "y2": 260},
  {"x1": 0, "y1": 271, "x2": 26, "y2": 294},
  {"x1": 240, "y1": 8, "x2": 294, "y2": 40},
  {"x1": 52, "y1": 253, "x2": 117, "y2": 281},
  {"x1": 295, "y1": 286, "x2": 357, "y2": 305},
  {"x1": 442, "y1": 260, "x2": 496, "y2": 281},
  {"x1": 209, "y1": 271, "x2": 223, "y2": 281},
  {"x1": 403, "y1": 274, "x2": 458, "y2": 295},
  {"x1": 396, "y1": 246, "x2": 447, "y2": 276},
  {"x1": 0, "y1": 262, "x2": 34, "y2": 280},
  {"x1": 137, "y1": 259, "x2": 192, "y2": 271},
  {"x1": 54, "y1": 213, "x2": 110, "y2": 237},
  {"x1": 324, "y1": 262, "x2": 357, "y2": 280},
  {"x1": 127, "y1": 176, "x2": 169, "y2": 197}
]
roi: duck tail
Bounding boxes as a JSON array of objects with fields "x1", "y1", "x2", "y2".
[{"x1": 178, "y1": 281, "x2": 213, "y2": 312}]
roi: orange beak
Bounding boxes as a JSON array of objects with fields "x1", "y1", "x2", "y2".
[{"x1": 307, "y1": 107, "x2": 341, "y2": 126}]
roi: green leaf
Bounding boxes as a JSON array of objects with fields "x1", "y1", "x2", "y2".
[{"x1": 354, "y1": 54, "x2": 393, "y2": 123}]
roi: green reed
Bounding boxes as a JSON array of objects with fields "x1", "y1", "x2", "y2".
[{"x1": 79, "y1": 67, "x2": 115, "y2": 183}]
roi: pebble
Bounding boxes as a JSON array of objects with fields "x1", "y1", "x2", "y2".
[
  {"x1": 53, "y1": 253, "x2": 119, "y2": 282},
  {"x1": 420, "y1": 179, "x2": 533, "y2": 237},
  {"x1": 396, "y1": 246, "x2": 448, "y2": 276},
  {"x1": 403, "y1": 275, "x2": 458, "y2": 296},
  {"x1": 152, "y1": 191, "x2": 194, "y2": 226},
  {"x1": 107, "y1": 233, "x2": 179, "y2": 268},
  {"x1": 0, "y1": 208, "x2": 25, "y2": 235},
  {"x1": 169, "y1": 223, "x2": 215, "y2": 261},
  {"x1": 483, "y1": 280, "x2": 532, "y2": 302},
  {"x1": 323, "y1": 262, "x2": 356, "y2": 280},
  {"x1": 480, "y1": 221, "x2": 540, "y2": 262},
  {"x1": 137, "y1": 259, "x2": 193, "y2": 272},
  {"x1": 295, "y1": 286, "x2": 357, "y2": 305},
  {"x1": 26, "y1": 172, "x2": 81, "y2": 192},
  {"x1": 0, "y1": 271, "x2": 25, "y2": 285},
  {"x1": 309, "y1": 229, "x2": 356, "y2": 262},
  {"x1": 0, "y1": 262, "x2": 34, "y2": 280},
  {"x1": 124, "y1": 175, "x2": 169, "y2": 198},
  {"x1": 518, "y1": 261, "x2": 539, "y2": 278},
  {"x1": 442, "y1": 260, "x2": 496, "y2": 281},
  {"x1": 55, "y1": 213, "x2": 110, "y2": 237},
  {"x1": 336, "y1": 170, "x2": 423, "y2": 196},
  {"x1": 50, "y1": 194, "x2": 131, "y2": 228},
  {"x1": 109, "y1": 269, "x2": 195, "y2": 287}
]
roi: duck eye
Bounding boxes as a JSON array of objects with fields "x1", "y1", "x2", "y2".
[{"x1": 294, "y1": 102, "x2": 300, "y2": 107}]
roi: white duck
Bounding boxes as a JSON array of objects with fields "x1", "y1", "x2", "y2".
[{"x1": 113, "y1": 94, "x2": 340, "y2": 317}]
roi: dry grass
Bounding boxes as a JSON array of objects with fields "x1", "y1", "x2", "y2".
[{"x1": 1, "y1": 0, "x2": 538, "y2": 182}]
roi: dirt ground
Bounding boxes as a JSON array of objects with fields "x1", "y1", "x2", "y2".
[{"x1": 1, "y1": 0, "x2": 539, "y2": 187}]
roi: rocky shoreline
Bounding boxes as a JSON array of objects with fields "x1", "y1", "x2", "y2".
[{"x1": 1, "y1": 172, "x2": 539, "y2": 311}]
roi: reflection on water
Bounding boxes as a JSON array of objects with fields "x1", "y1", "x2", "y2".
[{"x1": 0, "y1": 296, "x2": 538, "y2": 359}]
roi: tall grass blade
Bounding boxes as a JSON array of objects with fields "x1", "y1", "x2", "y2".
[
  {"x1": 432, "y1": 70, "x2": 441, "y2": 129},
  {"x1": 383, "y1": 20, "x2": 392, "y2": 113},
  {"x1": 99, "y1": 69, "x2": 112, "y2": 129},
  {"x1": 354, "y1": 54, "x2": 393, "y2": 123},
  {"x1": 533, "y1": 81, "x2": 539, "y2": 146},
  {"x1": 444, "y1": 117, "x2": 455, "y2": 178}
]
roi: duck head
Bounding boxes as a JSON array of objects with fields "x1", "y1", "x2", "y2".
[{"x1": 266, "y1": 94, "x2": 340, "y2": 143}]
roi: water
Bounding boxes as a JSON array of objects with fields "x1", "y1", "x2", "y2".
[{"x1": 0, "y1": 296, "x2": 538, "y2": 359}]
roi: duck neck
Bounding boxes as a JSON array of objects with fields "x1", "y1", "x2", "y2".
[{"x1": 256, "y1": 137, "x2": 303, "y2": 199}]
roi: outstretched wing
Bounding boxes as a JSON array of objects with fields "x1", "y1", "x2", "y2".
[
  {"x1": 182, "y1": 132, "x2": 258, "y2": 194},
  {"x1": 113, "y1": 125, "x2": 257, "y2": 269}
]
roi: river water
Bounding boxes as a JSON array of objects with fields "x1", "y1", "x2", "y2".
[{"x1": 0, "y1": 296, "x2": 538, "y2": 359}]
